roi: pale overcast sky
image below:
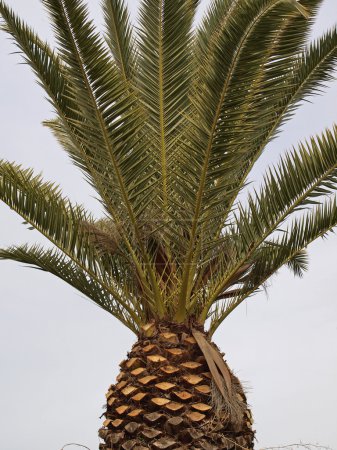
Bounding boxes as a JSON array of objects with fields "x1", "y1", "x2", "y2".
[{"x1": 0, "y1": 1, "x2": 337, "y2": 449}]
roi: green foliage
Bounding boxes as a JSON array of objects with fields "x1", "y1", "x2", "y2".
[
  {"x1": 103, "y1": 0, "x2": 136, "y2": 83},
  {"x1": 0, "y1": 0, "x2": 337, "y2": 334},
  {"x1": 0, "y1": 244, "x2": 139, "y2": 331}
]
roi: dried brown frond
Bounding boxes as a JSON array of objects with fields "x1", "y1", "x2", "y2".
[{"x1": 81, "y1": 219, "x2": 121, "y2": 255}]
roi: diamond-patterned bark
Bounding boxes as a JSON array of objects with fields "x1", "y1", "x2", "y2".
[{"x1": 99, "y1": 324, "x2": 255, "y2": 449}]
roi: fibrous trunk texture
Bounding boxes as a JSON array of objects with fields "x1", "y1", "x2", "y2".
[{"x1": 99, "y1": 323, "x2": 255, "y2": 450}]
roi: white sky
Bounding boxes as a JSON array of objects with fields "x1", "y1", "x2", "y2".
[{"x1": 0, "y1": 1, "x2": 337, "y2": 449}]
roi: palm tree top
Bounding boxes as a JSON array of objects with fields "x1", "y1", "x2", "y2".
[{"x1": 1, "y1": 0, "x2": 337, "y2": 335}]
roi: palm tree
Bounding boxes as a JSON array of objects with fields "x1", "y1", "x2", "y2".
[{"x1": 1, "y1": 0, "x2": 337, "y2": 448}]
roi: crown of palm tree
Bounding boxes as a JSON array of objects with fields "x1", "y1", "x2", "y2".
[{"x1": 1, "y1": 0, "x2": 337, "y2": 336}]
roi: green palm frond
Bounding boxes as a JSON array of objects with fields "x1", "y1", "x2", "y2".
[
  {"x1": 197, "y1": 125, "x2": 337, "y2": 321},
  {"x1": 210, "y1": 0, "x2": 325, "y2": 178},
  {"x1": 190, "y1": 3, "x2": 332, "y2": 249},
  {"x1": 103, "y1": 0, "x2": 136, "y2": 83},
  {"x1": 137, "y1": 0, "x2": 198, "y2": 214},
  {"x1": 41, "y1": 0, "x2": 164, "y2": 308},
  {"x1": 0, "y1": 160, "x2": 157, "y2": 324},
  {"x1": 195, "y1": 0, "x2": 234, "y2": 62},
  {"x1": 223, "y1": 27, "x2": 337, "y2": 216},
  {"x1": 0, "y1": 161, "x2": 140, "y2": 307},
  {"x1": 0, "y1": 2, "x2": 125, "y2": 217},
  {"x1": 286, "y1": 249, "x2": 309, "y2": 277},
  {"x1": 190, "y1": 0, "x2": 321, "y2": 260},
  {"x1": 209, "y1": 198, "x2": 337, "y2": 335},
  {"x1": 0, "y1": 160, "x2": 93, "y2": 262},
  {"x1": 1, "y1": 0, "x2": 337, "y2": 332},
  {"x1": 239, "y1": 125, "x2": 337, "y2": 250},
  {"x1": 0, "y1": 160, "x2": 87, "y2": 236},
  {"x1": 175, "y1": 0, "x2": 311, "y2": 320},
  {"x1": 41, "y1": 0, "x2": 148, "y2": 216},
  {"x1": 195, "y1": 0, "x2": 311, "y2": 98},
  {"x1": 0, "y1": 244, "x2": 138, "y2": 331},
  {"x1": 267, "y1": 27, "x2": 337, "y2": 140}
]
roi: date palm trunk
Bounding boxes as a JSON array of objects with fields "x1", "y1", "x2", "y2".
[{"x1": 99, "y1": 323, "x2": 254, "y2": 450}]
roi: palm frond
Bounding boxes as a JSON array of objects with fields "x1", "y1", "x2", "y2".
[
  {"x1": 41, "y1": 0, "x2": 146, "y2": 216},
  {"x1": 265, "y1": 27, "x2": 337, "y2": 144},
  {"x1": 0, "y1": 160, "x2": 148, "y2": 319},
  {"x1": 286, "y1": 249, "x2": 309, "y2": 277},
  {"x1": 212, "y1": 0, "x2": 325, "y2": 193},
  {"x1": 209, "y1": 198, "x2": 337, "y2": 334},
  {"x1": 41, "y1": 0, "x2": 163, "y2": 309},
  {"x1": 1, "y1": 0, "x2": 337, "y2": 330},
  {"x1": 195, "y1": 0, "x2": 235, "y2": 61},
  {"x1": 175, "y1": 0, "x2": 310, "y2": 320},
  {"x1": 197, "y1": 125, "x2": 337, "y2": 320},
  {"x1": 0, "y1": 244, "x2": 139, "y2": 331},
  {"x1": 0, "y1": 2, "x2": 124, "y2": 217},
  {"x1": 103, "y1": 0, "x2": 136, "y2": 83},
  {"x1": 137, "y1": 0, "x2": 197, "y2": 213},
  {"x1": 242, "y1": 125, "x2": 337, "y2": 245},
  {"x1": 221, "y1": 26, "x2": 337, "y2": 221},
  {"x1": 188, "y1": 0, "x2": 322, "y2": 285}
]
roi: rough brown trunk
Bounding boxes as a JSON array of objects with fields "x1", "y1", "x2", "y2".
[{"x1": 99, "y1": 323, "x2": 255, "y2": 449}]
